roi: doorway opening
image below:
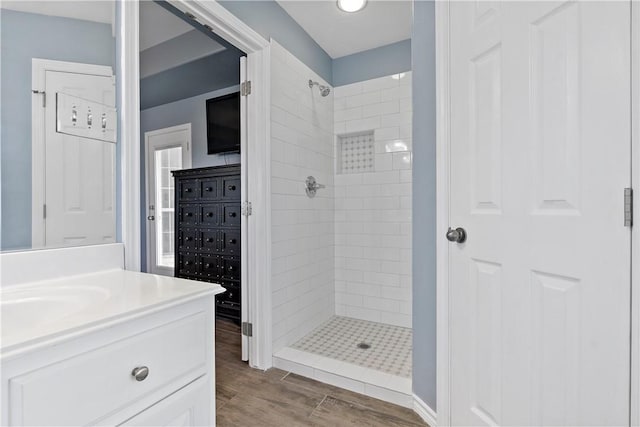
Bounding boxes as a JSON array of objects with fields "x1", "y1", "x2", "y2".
[{"x1": 139, "y1": 0, "x2": 248, "y2": 361}]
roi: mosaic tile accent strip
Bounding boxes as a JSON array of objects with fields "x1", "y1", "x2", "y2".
[
  {"x1": 292, "y1": 316, "x2": 412, "y2": 378},
  {"x1": 338, "y1": 131, "x2": 375, "y2": 174}
]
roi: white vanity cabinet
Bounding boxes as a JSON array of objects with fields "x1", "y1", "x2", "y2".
[{"x1": 1, "y1": 293, "x2": 217, "y2": 426}]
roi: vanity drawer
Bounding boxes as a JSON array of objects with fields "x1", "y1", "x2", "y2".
[{"x1": 9, "y1": 313, "x2": 207, "y2": 427}]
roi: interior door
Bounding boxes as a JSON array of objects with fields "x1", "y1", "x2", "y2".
[
  {"x1": 240, "y1": 55, "x2": 249, "y2": 362},
  {"x1": 145, "y1": 124, "x2": 192, "y2": 276},
  {"x1": 44, "y1": 70, "x2": 116, "y2": 247},
  {"x1": 448, "y1": 1, "x2": 632, "y2": 425}
]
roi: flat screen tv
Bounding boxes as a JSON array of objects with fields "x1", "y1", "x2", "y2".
[{"x1": 206, "y1": 92, "x2": 240, "y2": 154}]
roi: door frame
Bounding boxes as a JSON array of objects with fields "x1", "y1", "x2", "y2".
[
  {"x1": 144, "y1": 123, "x2": 192, "y2": 277},
  {"x1": 31, "y1": 58, "x2": 115, "y2": 249},
  {"x1": 434, "y1": 1, "x2": 640, "y2": 425},
  {"x1": 119, "y1": 1, "x2": 272, "y2": 370}
]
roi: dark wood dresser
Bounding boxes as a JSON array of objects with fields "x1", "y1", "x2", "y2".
[{"x1": 172, "y1": 165, "x2": 241, "y2": 322}]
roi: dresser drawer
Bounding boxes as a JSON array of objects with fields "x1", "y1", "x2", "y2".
[
  {"x1": 9, "y1": 313, "x2": 207, "y2": 426},
  {"x1": 220, "y1": 203, "x2": 241, "y2": 227},
  {"x1": 199, "y1": 229, "x2": 217, "y2": 252},
  {"x1": 178, "y1": 252, "x2": 199, "y2": 277},
  {"x1": 218, "y1": 282, "x2": 240, "y2": 304},
  {"x1": 220, "y1": 176, "x2": 241, "y2": 200},
  {"x1": 200, "y1": 254, "x2": 219, "y2": 279},
  {"x1": 177, "y1": 228, "x2": 198, "y2": 251},
  {"x1": 220, "y1": 256, "x2": 240, "y2": 281},
  {"x1": 220, "y1": 230, "x2": 241, "y2": 255},
  {"x1": 200, "y1": 178, "x2": 219, "y2": 200},
  {"x1": 178, "y1": 179, "x2": 198, "y2": 201},
  {"x1": 200, "y1": 204, "x2": 219, "y2": 226},
  {"x1": 178, "y1": 205, "x2": 199, "y2": 226}
]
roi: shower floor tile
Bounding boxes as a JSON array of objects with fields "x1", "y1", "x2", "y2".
[{"x1": 291, "y1": 316, "x2": 412, "y2": 378}]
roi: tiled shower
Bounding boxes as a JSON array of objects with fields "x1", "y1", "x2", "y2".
[{"x1": 270, "y1": 41, "x2": 412, "y2": 406}]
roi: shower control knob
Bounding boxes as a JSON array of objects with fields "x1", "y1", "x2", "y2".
[{"x1": 446, "y1": 227, "x2": 467, "y2": 243}]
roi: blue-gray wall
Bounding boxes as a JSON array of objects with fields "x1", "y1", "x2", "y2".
[
  {"x1": 218, "y1": 0, "x2": 333, "y2": 84},
  {"x1": 332, "y1": 39, "x2": 411, "y2": 87},
  {"x1": 0, "y1": 9, "x2": 115, "y2": 251},
  {"x1": 140, "y1": 49, "x2": 242, "y2": 110},
  {"x1": 412, "y1": 0, "x2": 437, "y2": 410},
  {"x1": 139, "y1": 85, "x2": 240, "y2": 271}
]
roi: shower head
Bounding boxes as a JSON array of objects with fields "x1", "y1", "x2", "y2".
[{"x1": 309, "y1": 80, "x2": 331, "y2": 97}]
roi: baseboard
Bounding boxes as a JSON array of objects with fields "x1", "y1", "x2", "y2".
[{"x1": 413, "y1": 394, "x2": 437, "y2": 426}]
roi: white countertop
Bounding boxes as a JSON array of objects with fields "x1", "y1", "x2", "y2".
[{"x1": 1, "y1": 269, "x2": 225, "y2": 356}]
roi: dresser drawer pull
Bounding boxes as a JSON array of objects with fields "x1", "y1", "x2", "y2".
[
  {"x1": 131, "y1": 366, "x2": 149, "y2": 382},
  {"x1": 229, "y1": 212, "x2": 237, "y2": 218},
  {"x1": 228, "y1": 185, "x2": 236, "y2": 191},
  {"x1": 184, "y1": 261, "x2": 192, "y2": 266},
  {"x1": 228, "y1": 266, "x2": 234, "y2": 271},
  {"x1": 186, "y1": 212, "x2": 193, "y2": 217},
  {"x1": 206, "y1": 212, "x2": 214, "y2": 217},
  {"x1": 186, "y1": 236, "x2": 193, "y2": 241},
  {"x1": 185, "y1": 188, "x2": 192, "y2": 193},
  {"x1": 205, "y1": 187, "x2": 213, "y2": 192},
  {"x1": 205, "y1": 263, "x2": 212, "y2": 269},
  {"x1": 206, "y1": 238, "x2": 214, "y2": 243},
  {"x1": 229, "y1": 239, "x2": 236, "y2": 244}
]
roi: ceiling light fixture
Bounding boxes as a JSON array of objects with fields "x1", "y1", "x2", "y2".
[{"x1": 337, "y1": 0, "x2": 367, "y2": 13}]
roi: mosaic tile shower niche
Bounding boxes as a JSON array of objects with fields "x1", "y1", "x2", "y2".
[{"x1": 337, "y1": 131, "x2": 375, "y2": 174}]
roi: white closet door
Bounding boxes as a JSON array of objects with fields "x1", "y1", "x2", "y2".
[
  {"x1": 45, "y1": 70, "x2": 116, "y2": 247},
  {"x1": 448, "y1": 2, "x2": 632, "y2": 425}
]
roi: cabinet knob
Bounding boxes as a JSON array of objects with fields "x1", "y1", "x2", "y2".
[
  {"x1": 229, "y1": 266, "x2": 234, "y2": 271},
  {"x1": 229, "y1": 239, "x2": 236, "y2": 244},
  {"x1": 184, "y1": 261, "x2": 191, "y2": 266},
  {"x1": 185, "y1": 188, "x2": 192, "y2": 193},
  {"x1": 205, "y1": 263, "x2": 211, "y2": 269},
  {"x1": 228, "y1": 185, "x2": 236, "y2": 191},
  {"x1": 206, "y1": 212, "x2": 214, "y2": 217},
  {"x1": 229, "y1": 212, "x2": 237, "y2": 218},
  {"x1": 186, "y1": 236, "x2": 193, "y2": 241},
  {"x1": 206, "y1": 238, "x2": 214, "y2": 243},
  {"x1": 205, "y1": 187, "x2": 213, "y2": 192},
  {"x1": 131, "y1": 366, "x2": 149, "y2": 382},
  {"x1": 186, "y1": 212, "x2": 193, "y2": 217}
]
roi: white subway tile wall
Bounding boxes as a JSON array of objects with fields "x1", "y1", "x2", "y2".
[
  {"x1": 333, "y1": 72, "x2": 413, "y2": 328},
  {"x1": 271, "y1": 41, "x2": 336, "y2": 352}
]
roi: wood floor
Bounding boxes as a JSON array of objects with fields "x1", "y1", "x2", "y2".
[{"x1": 215, "y1": 319, "x2": 428, "y2": 427}]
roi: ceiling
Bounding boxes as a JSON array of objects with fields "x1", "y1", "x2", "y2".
[
  {"x1": 140, "y1": 1, "x2": 197, "y2": 51},
  {"x1": 276, "y1": 0, "x2": 412, "y2": 58},
  {"x1": 1, "y1": 1, "x2": 113, "y2": 24}
]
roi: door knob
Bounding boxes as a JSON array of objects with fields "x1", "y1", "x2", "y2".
[
  {"x1": 446, "y1": 227, "x2": 467, "y2": 243},
  {"x1": 147, "y1": 215, "x2": 155, "y2": 221}
]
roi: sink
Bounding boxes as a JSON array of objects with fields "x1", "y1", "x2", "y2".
[{"x1": 1, "y1": 285, "x2": 111, "y2": 333}]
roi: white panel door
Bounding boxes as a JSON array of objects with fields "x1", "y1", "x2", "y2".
[
  {"x1": 449, "y1": 2, "x2": 632, "y2": 426},
  {"x1": 45, "y1": 70, "x2": 116, "y2": 247},
  {"x1": 145, "y1": 124, "x2": 192, "y2": 276}
]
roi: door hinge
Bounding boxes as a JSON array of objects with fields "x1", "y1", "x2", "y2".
[
  {"x1": 242, "y1": 322, "x2": 253, "y2": 337},
  {"x1": 625, "y1": 187, "x2": 633, "y2": 227},
  {"x1": 242, "y1": 201, "x2": 252, "y2": 216},
  {"x1": 43, "y1": 204, "x2": 46, "y2": 219},
  {"x1": 32, "y1": 90, "x2": 45, "y2": 107},
  {"x1": 241, "y1": 80, "x2": 252, "y2": 96}
]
